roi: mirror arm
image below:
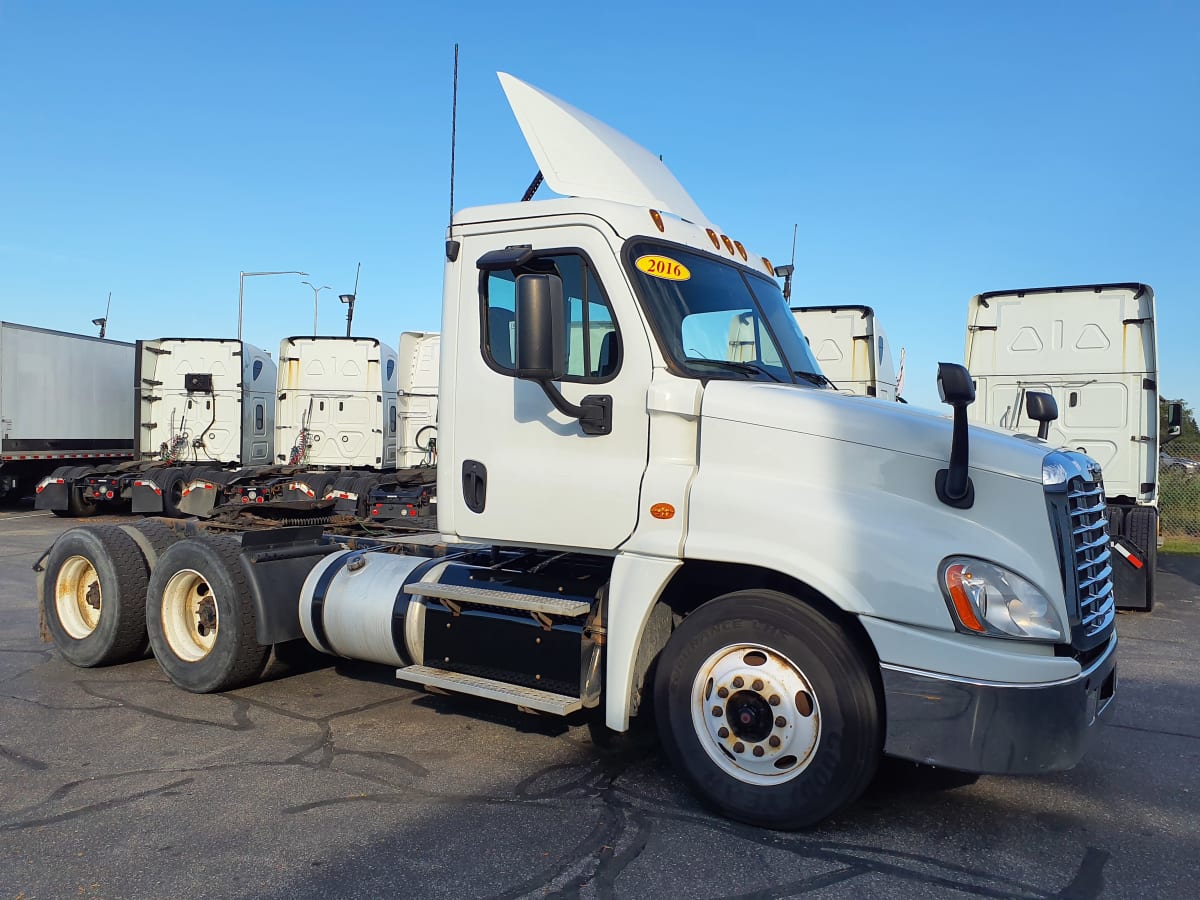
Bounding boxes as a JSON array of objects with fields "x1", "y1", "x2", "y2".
[
  {"x1": 936, "y1": 403, "x2": 975, "y2": 508},
  {"x1": 534, "y1": 379, "x2": 613, "y2": 436}
]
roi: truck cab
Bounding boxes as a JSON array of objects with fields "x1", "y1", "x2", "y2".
[
  {"x1": 791, "y1": 305, "x2": 899, "y2": 400},
  {"x1": 965, "y1": 284, "x2": 1160, "y2": 608}
]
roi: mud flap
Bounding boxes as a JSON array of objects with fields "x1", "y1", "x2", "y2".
[
  {"x1": 178, "y1": 480, "x2": 220, "y2": 517},
  {"x1": 34, "y1": 482, "x2": 68, "y2": 511},
  {"x1": 131, "y1": 481, "x2": 165, "y2": 514},
  {"x1": 1112, "y1": 536, "x2": 1150, "y2": 611}
]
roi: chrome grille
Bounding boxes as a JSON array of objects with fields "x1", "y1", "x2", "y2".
[{"x1": 1066, "y1": 477, "x2": 1115, "y2": 638}]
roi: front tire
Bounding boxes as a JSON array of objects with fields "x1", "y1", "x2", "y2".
[
  {"x1": 42, "y1": 526, "x2": 150, "y2": 666},
  {"x1": 654, "y1": 590, "x2": 882, "y2": 829},
  {"x1": 146, "y1": 537, "x2": 269, "y2": 692}
]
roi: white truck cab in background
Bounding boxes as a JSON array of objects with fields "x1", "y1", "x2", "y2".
[
  {"x1": 792, "y1": 305, "x2": 899, "y2": 401},
  {"x1": 965, "y1": 283, "x2": 1160, "y2": 608}
]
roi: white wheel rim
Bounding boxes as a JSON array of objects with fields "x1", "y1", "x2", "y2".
[
  {"x1": 161, "y1": 568, "x2": 219, "y2": 661},
  {"x1": 689, "y1": 643, "x2": 821, "y2": 785},
  {"x1": 55, "y1": 555, "x2": 102, "y2": 639}
]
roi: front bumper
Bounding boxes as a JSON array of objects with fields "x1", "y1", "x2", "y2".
[{"x1": 880, "y1": 633, "x2": 1117, "y2": 774}]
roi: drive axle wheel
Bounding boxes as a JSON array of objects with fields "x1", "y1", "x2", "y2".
[
  {"x1": 146, "y1": 537, "x2": 269, "y2": 693},
  {"x1": 655, "y1": 590, "x2": 882, "y2": 829},
  {"x1": 42, "y1": 526, "x2": 150, "y2": 667}
]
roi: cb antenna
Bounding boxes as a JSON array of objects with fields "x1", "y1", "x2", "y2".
[{"x1": 448, "y1": 43, "x2": 459, "y2": 230}]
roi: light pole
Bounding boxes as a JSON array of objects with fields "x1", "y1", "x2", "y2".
[
  {"x1": 238, "y1": 271, "x2": 308, "y2": 340},
  {"x1": 302, "y1": 281, "x2": 332, "y2": 335},
  {"x1": 339, "y1": 294, "x2": 356, "y2": 337}
]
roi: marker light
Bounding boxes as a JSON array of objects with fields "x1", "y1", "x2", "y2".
[
  {"x1": 761, "y1": 257, "x2": 774, "y2": 275},
  {"x1": 720, "y1": 234, "x2": 735, "y2": 255},
  {"x1": 649, "y1": 209, "x2": 665, "y2": 232},
  {"x1": 940, "y1": 557, "x2": 1064, "y2": 642},
  {"x1": 732, "y1": 240, "x2": 748, "y2": 261},
  {"x1": 706, "y1": 228, "x2": 721, "y2": 249}
]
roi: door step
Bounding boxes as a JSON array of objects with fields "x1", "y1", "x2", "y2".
[
  {"x1": 395, "y1": 664, "x2": 582, "y2": 715},
  {"x1": 405, "y1": 581, "x2": 591, "y2": 618}
]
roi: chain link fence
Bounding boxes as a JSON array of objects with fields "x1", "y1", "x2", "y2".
[{"x1": 1159, "y1": 441, "x2": 1200, "y2": 544}]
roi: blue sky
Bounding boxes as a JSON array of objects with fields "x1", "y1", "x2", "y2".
[{"x1": 1, "y1": 1, "x2": 1196, "y2": 410}]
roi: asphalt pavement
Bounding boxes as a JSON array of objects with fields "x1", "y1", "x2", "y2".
[{"x1": 2, "y1": 507, "x2": 1198, "y2": 898}]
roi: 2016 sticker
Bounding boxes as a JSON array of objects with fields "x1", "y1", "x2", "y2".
[{"x1": 635, "y1": 254, "x2": 691, "y2": 281}]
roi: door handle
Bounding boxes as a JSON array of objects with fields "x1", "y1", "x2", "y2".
[{"x1": 462, "y1": 460, "x2": 487, "y2": 513}]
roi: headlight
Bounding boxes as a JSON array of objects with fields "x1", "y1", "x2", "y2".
[{"x1": 939, "y1": 557, "x2": 1064, "y2": 642}]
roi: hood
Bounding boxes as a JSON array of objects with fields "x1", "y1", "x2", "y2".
[
  {"x1": 701, "y1": 381, "x2": 1048, "y2": 482},
  {"x1": 497, "y1": 72, "x2": 710, "y2": 226}
]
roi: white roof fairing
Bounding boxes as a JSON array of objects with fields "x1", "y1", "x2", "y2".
[{"x1": 497, "y1": 72, "x2": 710, "y2": 227}]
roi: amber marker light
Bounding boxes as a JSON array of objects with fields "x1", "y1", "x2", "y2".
[
  {"x1": 720, "y1": 235, "x2": 735, "y2": 255},
  {"x1": 762, "y1": 257, "x2": 774, "y2": 274},
  {"x1": 732, "y1": 240, "x2": 748, "y2": 261},
  {"x1": 943, "y1": 563, "x2": 986, "y2": 633},
  {"x1": 706, "y1": 228, "x2": 721, "y2": 249},
  {"x1": 650, "y1": 503, "x2": 676, "y2": 520},
  {"x1": 649, "y1": 209, "x2": 665, "y2": 232}
]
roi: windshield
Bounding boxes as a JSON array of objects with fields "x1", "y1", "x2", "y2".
[{"x1": 626, "y1": 241, "x2": 825, "y2": 385}]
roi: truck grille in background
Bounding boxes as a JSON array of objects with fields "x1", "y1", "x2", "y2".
[{"x1": 1064, "y1": 477, "x2": 1115, "y2": 642}]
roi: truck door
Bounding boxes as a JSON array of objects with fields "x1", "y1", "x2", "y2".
[{"x1": 447, "y1": 225, "x2": 652, "y2": 551}]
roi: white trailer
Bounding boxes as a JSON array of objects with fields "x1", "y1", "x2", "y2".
[
  {"x1": 39, "y1": 73, "x2": 1117, "y2": 830},
  {"x1": 1, "y1": 323, "x2": 134, "y2": 505},
  {"x1": 792, "y1": 305, "x2": 899, "y2": 401},
  {"x1": 35, "y1": 338, "x2": 276, "y2": 516},
  {"x1": 276, "y1": 336, "x2": 398, "y2": 470},
  {"x1": 965, "y1": 283, "x2": 1159, "y2": 608}
]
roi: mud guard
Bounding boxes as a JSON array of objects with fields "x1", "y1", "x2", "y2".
[{"x1": 234, "y1": 527, "x2": 341, "y2": 644}]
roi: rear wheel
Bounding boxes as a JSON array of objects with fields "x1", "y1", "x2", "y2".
[
  {"x1": 654, "y1": 590, "x2": 882, "y2": 829},
  {"x1": 42, "y1": 526, "x2": 149, "y2": 666},
  {"x1": 156, "y1": 468, "x2": 190, "y2": 518},
  {"x1": 146, "y1": 537, "x2": 269, "y2": 692}
]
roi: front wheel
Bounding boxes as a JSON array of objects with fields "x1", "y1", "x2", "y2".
[{"x1": 654, "y1": 590, "x2": 882, "y2": 829}]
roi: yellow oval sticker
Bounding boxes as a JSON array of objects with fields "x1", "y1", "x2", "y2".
[{"x1": 636, "y1": 255, "x2": 690, "y2": 281}]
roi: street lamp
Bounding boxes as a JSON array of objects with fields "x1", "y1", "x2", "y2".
[
  {"x1": 339, "y1": 293, "x2": 355, "y2": 337},
  {"x1": 302, "y1": 281, "x2": 332, "y2": 335},
  {"x1": 238, "y1": 271, "x2": 308, "y2": 340}
]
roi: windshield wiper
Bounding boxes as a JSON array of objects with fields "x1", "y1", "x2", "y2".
[
  {"x1": 793, "y1": 370, "x2": 837, "y2": 389},
  {"x1": 686, "y1": 358, "x2": 785, "y2": 383}
]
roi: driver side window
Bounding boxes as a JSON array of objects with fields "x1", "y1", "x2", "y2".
[{"x1": 482, "y1": 251, "x2": 620, "y2": 382}]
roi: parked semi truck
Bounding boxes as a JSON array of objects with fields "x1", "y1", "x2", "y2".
[
  {"x1": 178, "y1": 334, "x2": 437, "y2": 522},
  {"x1": 965, "y1": 283, "x2": 1160, "y2": 609},
  {"x1": 35, "y1": 338, "x2": 276, "y2": 516},
  {"x1": 0, "y1": 323, "x2": 135, "y2": 508},
  {"x1": 792, "y1": 305, "x2": 899, "y2": 401},
  {"x1": 37, "y1": 73, "x2": 1117, "y2": 829}
]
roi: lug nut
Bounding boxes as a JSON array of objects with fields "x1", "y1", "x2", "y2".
[
  {"x1": 711, "y1": 706, "x2": 722, "y2": 717},
  {"x1": 732, "y1": 676, "x2": 744, "y2": 688},
  {"x1": 733, "y1": 742, "x2": 745, "y2": 754},
  {"x1": 769, "y1": 694, "x2": 780, "y2": 706},
  {"x1": 769, "y1": 736, "x2": 781, "y2": 748},
  {"x1": 752, "y1": 746, "x2": 765, "y2": 757},
  {"x1": 775, "y1": 716, "x2": 786, "y2": 728},
  {"x1": 717, "y1": 727, "x2": 729, "y2": 738},
  {"x1": 717, "y1": 686, "x2": 729, "y2": 699},
  {"x1": 752, "y1": 679, "x2": 764, "y2": 691}
]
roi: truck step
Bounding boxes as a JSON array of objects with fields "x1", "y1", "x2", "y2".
[
  {"x1": 395, "y1": 665, "x2": 582, "y2": 715},
  {"x1": 405, "y1": 581, "x2": 591, "y2": 617}
]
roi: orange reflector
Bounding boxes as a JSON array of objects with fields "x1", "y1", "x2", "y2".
[
  {"x1": 762, "y1": 257, "x2": 774, "y2": 275},
  {"x1": 650, "y1": 503, "x2": 675, "y2": 520},
  {"x1": 706, "y1": 228, "x2": 720, "y2": 249},
  {"x1": 944, "y1": 564, "x2": 985, "y2": 633},
  {"x1": 649, "y1": 209, "x2": 665, "y2": 232},
  {"x1": 720, "y1": 235, "x2": 735, "y2": 255}
]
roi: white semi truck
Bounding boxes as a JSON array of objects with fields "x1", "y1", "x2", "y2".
[
  {"x1": 792, "y1": 305, "x2": 899, "y2": 401},
  {"x1": 0, "y1": 323, "x2": 135, "y2": 508},
  {"x1": 35, "y1": 338, "x2": 276, "y2": 516},
  {"x1": 36, "y1": 73, "x2": 1117, "y2": 829},
  {"x1": 965, "y1": 283, "x2": 1160, "y2": 609}
]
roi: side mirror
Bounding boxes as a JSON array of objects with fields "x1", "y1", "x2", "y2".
[
  {"x1": 514, "y1": 273, "x2": 565, "y2": 381},
  {"x1": 1168, "y1": 401, "x2": 1183, "y2": 438},
  {"x1": 1025, "y1": 391, "x2": 1058, "y2": 440},
  {"x1": 935, "y1": 362, "x2": 975, "y2": 509}
]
